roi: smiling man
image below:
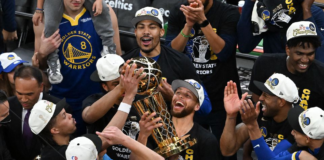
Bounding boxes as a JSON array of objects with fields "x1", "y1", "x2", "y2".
[
  {"x1": 249, "y1": 21, "x2": 324, "y2": 111},
  {"x1": 4, "y1": 66, "x2": 60, "y2": 160}
]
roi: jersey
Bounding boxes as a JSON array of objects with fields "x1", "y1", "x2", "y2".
[
  {"x1": 50, "y1": 8, "x2": 102, "y2": 106},
  {"x1": 258, "y1": 116, "x2": 294, "y2": 151}
]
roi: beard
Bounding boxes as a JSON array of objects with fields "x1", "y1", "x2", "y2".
[{"x1": 170, "y1": 105, "x2": 195, "y2": 118}]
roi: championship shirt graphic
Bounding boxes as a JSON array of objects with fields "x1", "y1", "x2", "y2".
[
  {"x1": 61, "y1": 31, "x2": 96, "y2": 70},
  {"x1": 187, "y1": 28, "x2": 218, "y2": 75}
]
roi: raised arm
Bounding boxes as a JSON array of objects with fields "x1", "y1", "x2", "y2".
[{"x1": 220, "y1": 81, "x2": 250, "y2": 156}]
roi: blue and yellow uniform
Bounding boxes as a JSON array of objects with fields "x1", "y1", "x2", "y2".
[{"x1": 50, "y1": 8, "x2": 102, "y2": 135}]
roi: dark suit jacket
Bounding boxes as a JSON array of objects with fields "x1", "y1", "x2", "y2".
[{"x1": 5, "y1": 93, "x2": 59, "y2": 160}]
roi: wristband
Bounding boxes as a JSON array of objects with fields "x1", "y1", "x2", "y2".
[
  {"x1": 35, "y1": 10, "x2": 44, "y2": 13},
  {"x1": 36, "y1": 8, "x2": 43, "y2": 11},
  {"x1": 118, "y1": 102, "x2": 131, "y2": 114},
  {"x1": 199, "y1": 19, "x2": 209, "y2": 28},
  {"x1": 180, "y1": 29, "x2": 191, "y2": 38},
  {"x1": 293, "y1": 151, "x2": 302, "y2": 160}
]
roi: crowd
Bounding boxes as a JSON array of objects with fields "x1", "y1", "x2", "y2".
[{"x1": 0, "y1": 0, "x2": 324, "y2": 159}]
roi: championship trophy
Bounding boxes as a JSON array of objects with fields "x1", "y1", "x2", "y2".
[{"x1": 129, "y1": 57, "x2": 197, "y2": 158}]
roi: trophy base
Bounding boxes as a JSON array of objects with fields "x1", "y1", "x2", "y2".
[{"x1": 154, "y1": 135, "x2": 197, "y2": 158}]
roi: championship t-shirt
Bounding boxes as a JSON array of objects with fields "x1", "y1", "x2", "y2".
[
  {"x1": 82, "y1": 93, "x2": 141, "y2": 160},
  {"x1": 166, "y1": 0, "x2": 241, "y2": 111},
  {"x1": 50, "y1": 8, "x2": 102, "y2": 107},
  {"x1": 249, "y1": 54, "x2": 324, "y2": 110}
]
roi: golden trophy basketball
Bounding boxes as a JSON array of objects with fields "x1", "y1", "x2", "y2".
[{"x1": 129, "y1": 57, "x2": 197, "y2": 158}]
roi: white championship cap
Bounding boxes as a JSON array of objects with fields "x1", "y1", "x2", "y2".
[
  {"x1": 254, "y1": 73, "x2": 300, "y2": 103},
  {"x1": 65, "y1": 134, "x2": 102, "y2": 160},
  {"x1": 286, "y1": 21, "x2": 318, "y2": 42}
]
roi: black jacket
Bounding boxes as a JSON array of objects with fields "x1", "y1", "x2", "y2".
[{"x1": 5, "y1": 93, "x2": 59, "y2": 160}]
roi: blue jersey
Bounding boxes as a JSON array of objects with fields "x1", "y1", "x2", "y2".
[{"x1": 50, "y1": 8, "x2": 102, "y2": 108}]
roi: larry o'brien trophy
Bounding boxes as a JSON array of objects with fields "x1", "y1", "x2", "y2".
[{"x1": 129, "y1": 57, "x2": 197, "y2": 158}]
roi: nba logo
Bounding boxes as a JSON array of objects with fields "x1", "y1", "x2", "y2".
[{"x1": 71, "y1": 156, "x2": 78, "y2": 160}]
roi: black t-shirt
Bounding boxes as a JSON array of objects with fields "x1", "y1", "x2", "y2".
[
  {"x1": 258, "y1": 116, "x2": 294, "y2": 151},
  {"x1": 166, "y1": 0, "x2": 241, "y2": 111},
  {"x1": 40, "y1": 145, "x2": 67, "y2": 160},
  {"x1": 82, "y1": 92, "x2": 141, "y2": 160},
  {"x1": 147, "y1": 123, "x2": 222, "y2": 160},
  {"x1": 122, "y1": 45, "x2": 201, "y2": 86},
  {"x1": 288, "y1": 143, "x2": 324, "y2": 159},
  {"x1": 249, "y1": 54, "x2": 324, "y2": 110}
]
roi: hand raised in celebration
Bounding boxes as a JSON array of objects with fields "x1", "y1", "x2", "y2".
[
  {"x1": 240, "y1": 100, "x2": 260, "y2": 129},
  {"x1": 224, "y1": 81, "x2": 248, "y2": 116}
]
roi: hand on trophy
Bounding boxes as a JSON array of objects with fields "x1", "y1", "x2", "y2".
[
  {"x1": 157, "y1": 77, "x2": 174, "y2": 102},
  {"x1": 121, "y1": 63, "x2": 146, "y2": 104},
  {"x1": 223, "y1": 81, "x2": 248, "y2": 117},
  {"x1": 139, "y1": 112, "x2": 163, "y2": 139}
]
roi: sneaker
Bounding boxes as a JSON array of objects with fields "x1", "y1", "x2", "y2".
[
  {"x1": 47, "y1": 58, "x2": 63, "y2": 84},
  {"x1": 101, "y1": 44, "x2": 116, "y2": 56}
]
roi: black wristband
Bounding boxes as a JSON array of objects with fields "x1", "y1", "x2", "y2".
[{"x1": 199, "y1": 20, "x2": 209, "y2": 28}]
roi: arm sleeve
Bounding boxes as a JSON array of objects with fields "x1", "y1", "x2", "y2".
[
  {"x1": 273, "y1": 139, "x2": 293, "y2": 155},
  {"x1": 196, "y1": 85, "x2": 212, "y2": 115},
  {"x1": 216, "y1": 8, "x2": 240, "y2": 62},
  {"x1": 307, "y1": 5, "x2": 324, "y2": 63},
  {"x1": 237, "y1": 0, "x2": 263, "y2": 53},
  {"x1": 1, "y1": 0, "x2": 17, "y2": 32}
]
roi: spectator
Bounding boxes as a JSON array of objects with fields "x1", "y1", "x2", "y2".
[
  {"x1": 0, "y1": 0, "x2": 17, "y2": 53},
  {"x1": 82, "y1": 54, "x2": 141, "y2": 159},
  {"x1": 4, "y1": 66, "x2": 60, "y2": 160},
  {"x1": 237, "y1": 0, "x2": 324, "y2": 62},
  {"x1": 0, "y1": 52, "x2": 28, "y2": 97},
  {"x1": 240, "y1": 103, "x2": 324, "y2": 159},
  {"x1": 220, "y1": 73, "x2": 299, "y2": 157},
  {"x1": 133, "y1": 79, "x2": 221, "y2": 160},
  {"x1": 166, "y1": 0, "x2": 241, "y2": 153},
  {"x1": 122, "y1": 7, "x2": 211, "y2": 114},
  {"x1": 249, "y1": 21, "x2": 324, "y2": 111},
  {"x1": 0, "y1": 90, "x2": 14, "y2": 160},
  {"x1": 35, "y1": 0, "x2": 121, "y2": 136}
]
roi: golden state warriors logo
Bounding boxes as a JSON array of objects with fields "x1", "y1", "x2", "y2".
[
  {"x1": 262, "y1": 10, "x2": 270, "y2": 21},
  {"x1": 260, "y1": 127, "x2": 267, "y2": 137},
  {"x1": 7, "y1": 54, "x2": 15, "y2": 60},
  {"x1": 61, "y1": 31, "x2": 96, "y2": 70}
]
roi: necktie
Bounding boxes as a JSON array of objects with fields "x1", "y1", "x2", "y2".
[{"x1": 23, "y1": 109, "x2": 33, "y2": 147}]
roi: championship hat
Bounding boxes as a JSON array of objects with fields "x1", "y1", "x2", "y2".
[
  {"x1": 29, "y1": 99, "x2": 68, "y2": 134},
  {"x1": 131, "y1": 7, "x2": 164, "y2": 28},
  {"x1": 65, "y1": 134, "x2": 102, "y2": 160},
  {"x1": 287, "y1": 21, "x2": 318, "y2": 42},
  {"x1": 0, "y1": 52, "x2": 28, "y2": 72},
  {"x1": 90, "y1": 54, "x2": 125, "y2": 82},
  {"x1": 254, "y1": 73, "x2": 299, "y2": 103},
  {"x1": 171, "y1": 79, "x2": 205, "y2": 106},
  {"x1": 288, "y1": 107, "x2": 324, "y2": 139}
]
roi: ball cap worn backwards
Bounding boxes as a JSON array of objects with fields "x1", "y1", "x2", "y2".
[
  {"x1": 131, "y1": 7, "x2": 164, "y2": 28},
  {"x1": 254, "y1": 73, "x2": 300, "y2": 103},
  {"x1": 172, "y1": 79, "x2": 205, "y2": 106},
  {"x1": 286, "y1": 21, "x2": 318, "y2": 42},
  {"x1": 65, "y1": 134, "x2": 102, "y2": 160},
  {"x1": 288, "y1": 107, "x2": 324, "y2": 139}
]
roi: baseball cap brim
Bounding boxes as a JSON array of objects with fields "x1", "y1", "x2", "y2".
[
  {"x1": 3, "y1": 60, "x2": 28, "y2": 72},
  {"x1": 82, "y1": 134, "x2": 102, "y2": 152},
  {"x1": 288, "y1": 106, "x2": 304, "y2": 134},
  {"x1": 172, "y1": 80, "x2": 199, "y2": 99},
  {"x1": 52, "y1": 98, "x2": 68, "y2": 119},
  {"x1": 287, "y1": 35, "x2": 320, "y2": 43},
  {"x1": 131, "y1": 16, "x2": 162, "y2": 28},
  {"x1": 253, "y1": 80, "x2": 275, "y2": 96},
  {"x1": 90, "y1": 70, "x2": 101, "y2": 82}
]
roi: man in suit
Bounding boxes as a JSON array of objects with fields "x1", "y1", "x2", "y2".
[{"x1": 4, "y1": 66, "x2": 60, "y2": 160}]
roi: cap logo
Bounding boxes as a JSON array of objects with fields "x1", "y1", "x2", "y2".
[
  {"x1": 260, "y1": 126, "x2": 267, "y2": 137},
  {"x1": 262, "y1": 10, "x2": 270, "y2": 21},
  {"x1": 188, "y1": 81, "x2": 201, "y2": 90},
  {"x1": 151, "y1": 9, "x2": 159, "y2": 16},
  {"x1": 271, "y1": 78, "x2": 279, "y2": 86},
  {"x1": 309, "y1": 23, "x2": 315, "y2": 31},
  {"x1": 266, "y1": 77, "x2": 278, "y2": 89},
  {"x1": 71, "y1": 156, "x2": 78, "y2": 160},
  {"x1": 45, "y1": 103, "x2": 54, "y2": 113},
  {"x1": 300, "y1": 112, "x2": 311, "y2": 128},
  {"x1": 7, "y1": 55, "x2": 15, "y2": 60}
]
